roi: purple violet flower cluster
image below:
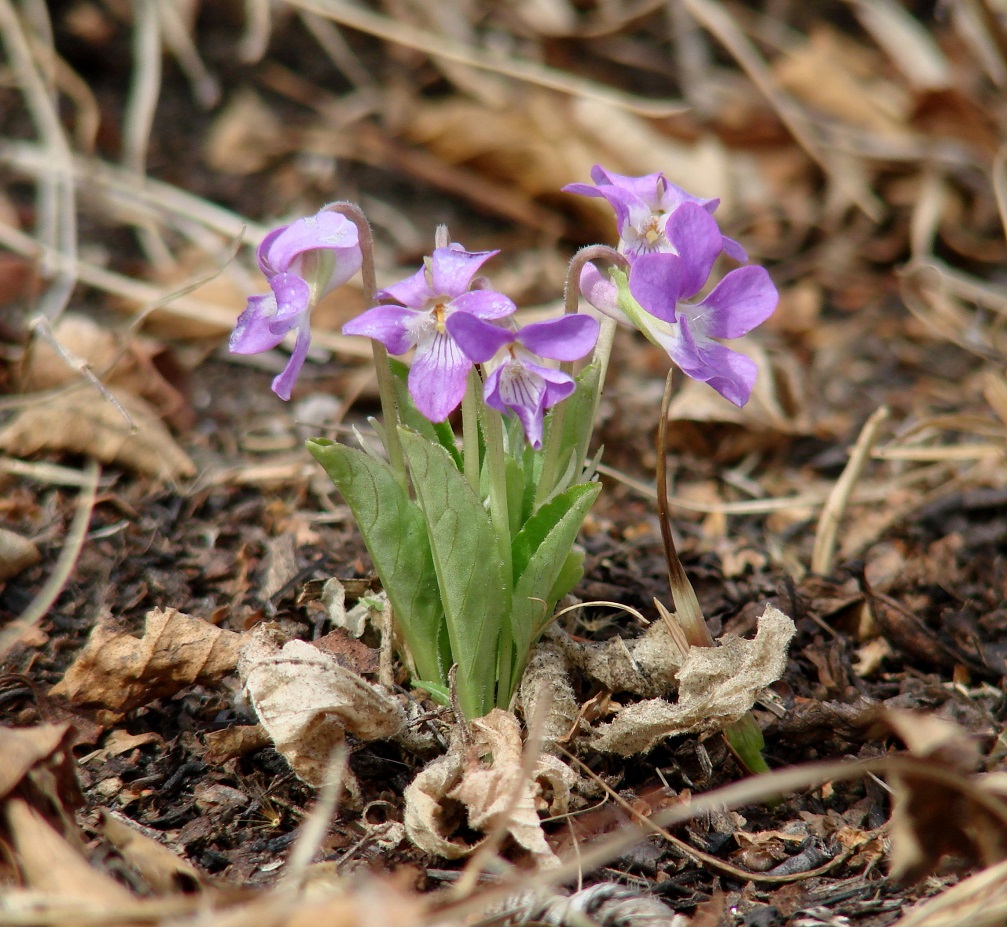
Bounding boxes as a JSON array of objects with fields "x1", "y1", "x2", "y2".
[
  {"x1": 344, "y1": 242, "x2": 598, "y2": 446},
  {"x1": 564, "y1": 166, "x2": 777, "y2": 406}
]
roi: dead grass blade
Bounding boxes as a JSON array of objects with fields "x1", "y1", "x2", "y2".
[
  {"x1": 282, "y1": 0, "x2": 687, "y2": 117},
  {"x1": 811, "y1": 405, "x2": 891, "y2": 575}
]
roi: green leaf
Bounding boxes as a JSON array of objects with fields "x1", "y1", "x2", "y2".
[
  {"x1": 306, "y1": 438, "x2": 449, "y2": 688},
  {"x1": 398, "y1": 427, "x2": 511, "y2": 718},
  {"x1": 547, "y1": 547, "x2": 585, "y2": 613},
  {"x1": 508, "y1": 481, "x2": 601, "y2": 694},
  {"x1": 538, "y1": 362, "x2": 601, "y2": 501},
  {"x1": 388, "y1": 359, "x2": 463, "y2": 469}
]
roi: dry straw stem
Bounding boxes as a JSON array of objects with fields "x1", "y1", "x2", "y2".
[
  {"x1": 0, "y1": 0, "x2": 76, "y2": 323},
  {"x1": 811, "y1": 405, "x2": 890, "y2": 576},
  {"x1": 281, "y1": 0, "x2": 687, "y2": 117},
  {"x1": 0, "y1": 459, "x2": 99, "y2": 662},
  {"x1": 681, "y1": 0, "x2": 881, "y2": 220}
]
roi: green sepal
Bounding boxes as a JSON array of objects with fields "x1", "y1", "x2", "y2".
[
  {"x1": 306, "y1": 438, "x2": 449, "y2": 688},
  {"x1": 398, "y1": 427, "x2": 511, "y2": 719}
]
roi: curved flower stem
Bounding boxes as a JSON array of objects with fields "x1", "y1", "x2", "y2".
[
  {"x1": 656, "y1": 369, "x2": 711, "y2": 647},
  {"x1": 656, "y1": 369, "x2": 769, "y2": 775},
  {"x1": 326, "y1": 201, "x2": 407, "y2": 489},
  {"x1": 535, "y1": 246, "x2": 628, "y2": 508},
  {"x1": 462, "y1": 368, "x2": 481, "y2": 492}
]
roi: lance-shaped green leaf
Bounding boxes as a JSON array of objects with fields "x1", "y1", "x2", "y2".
[
  {"x1": 307, "y1": 439, "x2": 449, "y2": 689},
  {"x1": 508, "y1": 481, "x2": 601, "y2": 694},
  {"x1": 398, "y1": 427, "x2": 511, "y2": 719},
  {"x1": 537, "y1": 362, "x2": 601, "y2": 502}
]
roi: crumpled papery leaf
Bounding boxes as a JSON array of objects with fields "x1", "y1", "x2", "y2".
[
  {"x1": 239, "y1": 625, "x2": 405, "y2": 787},
  {"x1": 590, "y1": 605, "x2": 796, "y2": 756},
  {"x1": 404, "y1": 709, "x2": 575, "y2": 864},
  {"x1": 51, "y1": 607, "x2": 242, "y2": 714}
]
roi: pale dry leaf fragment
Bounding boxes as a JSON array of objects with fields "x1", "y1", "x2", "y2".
[
  {"x1": 0, "y1": 723, "x2": 76, "y2": 802},
  {"x1": 589, "y1": 605, "x2": 796, "y2": 756},
  {"x1": 518, "y1": 642, "x2": 579, "y2": 749},
  {"x1": 99, "y1": 809, "x2": 203, "y2": 893},
  {"x1": 404, "y1": 709, "x2": 575, "y2": 864},
  {"x1": 549, "y1": 618, "x2": 685, "y2": 698},
  {"x1": 51, "y1": 607, "x2": 242, "y2": 712},
  {"x1": 239, "y1": 625, "x2": 404, "y2": 787},
  {"x1": 0, "y1": 389, "x2": 195, "y2": 480}
]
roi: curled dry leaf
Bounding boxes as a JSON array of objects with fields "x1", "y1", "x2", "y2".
[
  {"x1": 0, "y1": 388, "x2": 195, "y2": 481},
  {"x1": 238, "y1": 625, "x2": 405, "y2": 787},
  {"x1": 547, "y1": 617, "x2": 686, "y2": 698},
  {"x1": 51, "y1": 607, "x2": 242, "y2": 714},
  {"x1": 0, "y1": 723, "x2": 80, "y2": 812},
  {"x1": 403, "y1": 708, "x2": 575, "y2": 865},
  {"x1": 589, "y1": 605, "x2": 796, "y2": 756}
]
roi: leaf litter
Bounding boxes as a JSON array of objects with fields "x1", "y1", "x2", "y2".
[{"x1": 2, "y1": 1, "x2": 1007, "y2": 926}]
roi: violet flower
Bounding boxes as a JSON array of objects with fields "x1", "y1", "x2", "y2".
[
  {"x1": 563, "y1": 165, "x2": 746, "y2": 262},
  {"x1": 447, "y1": 313, "x2": 599, "y2": 448},
  {"x1": 230, "y1": 208, "x2": 362, "y2": 400},
  {"x1": 618, "y1": 255, "x2": 776, "y2": 407},
  {"x1": 342, "y1": 244, "x2": 515, "y2": 422}
]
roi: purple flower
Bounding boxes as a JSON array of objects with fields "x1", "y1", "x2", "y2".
[
  {"x1": 563, "y1": 165, "x2": 746, "y2": 263},
  {"x1": 447, "y1": 313, "x2": 599, "y2": 448},
  {"x1": 230, "y1": 208, "x2": 362, "y2": 400},
  {"x1": 616, "y1": 251, "x2": 777, "y2": 407},
  {"x1": 342, "y1": 244, "x2": 515, "y2": 422}
]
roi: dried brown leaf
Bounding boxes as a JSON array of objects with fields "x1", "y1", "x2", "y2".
[
  {"x1": 0, "y1": 526, "x2": 41, "y2": 582},
  {"x1": 0, "y1": 388, "x2": 195, "y2": 481},
  {"x1": 5, "y1": 797, "x2": 133, "y2": 904},
  {"x1": 51, "y1": 607, "x2": 242, "y2": 713},
  {"x1": 100, "y1": 809, "x2": 203, "y2": 894}
]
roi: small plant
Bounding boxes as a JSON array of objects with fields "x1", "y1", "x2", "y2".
[{"x1": 230, "y1": 168, "x2": 778, "y2": 725}]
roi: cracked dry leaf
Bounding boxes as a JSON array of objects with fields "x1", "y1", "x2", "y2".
[
  {"x1": 0, "y1": 388, "x2": 195, "y2": 480},
  {"x1": 404, "y1": 709, "x2": 575, "y2": 865},
  {"x1": 239, "y1": 625, "x2": 404, "y2": 787},
  {"x1": 590, "y1": 605, "x2": 795, "y2": 756},
  {"x1": 100, "y1": 810, "x2": 203, "y2": 893},
  {"x1": 51, "y1": 608, "x2": 242, "y2": 714}
]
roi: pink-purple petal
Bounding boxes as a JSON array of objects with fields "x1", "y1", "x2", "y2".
[
  {"x1": 229, "y1": 294, "x2": 288, "y2": 354},
  {"x1": 342, "y1": 304, "x2": 419, "y2": 355},
  {"x1": 516, "y1": 314, "x2": 599, "y2": 361},
  {"x1": 676, "y1": 319, "x2": 758, "y2": 407},
  {"x1": 445, "y1": 313, "x2": 514, "y2": 364},
  {"x1": 700, "y1": 266, "x2": 778, "y2": 340},
  {"x1": 271, "y1": 325, "x2": 313, "y2": 401},
  {"x1": 409, "y1": 332, "x2": 471, "y2": 422},
  {"x1": 665, "y1": 203, "x2": 722, "y2": 297},
  {"x1": 450, "y1": 288, "x2": 516, "y2": 319},
  {"x1": 377, "y1": 265, "x2": 431, "y2": 309},
  {"x1": 429, "y1": 246, "x2": 499, "y2": 297},
  {"x1": 262, "y1": 210, "x2": 359, "y2": 275},
  {"x1": 269, "y1": 272, "x2": 311, "y2": 321},
  {"x1": 628, "y1": 253, "x2": 684, "y2": 324}
]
